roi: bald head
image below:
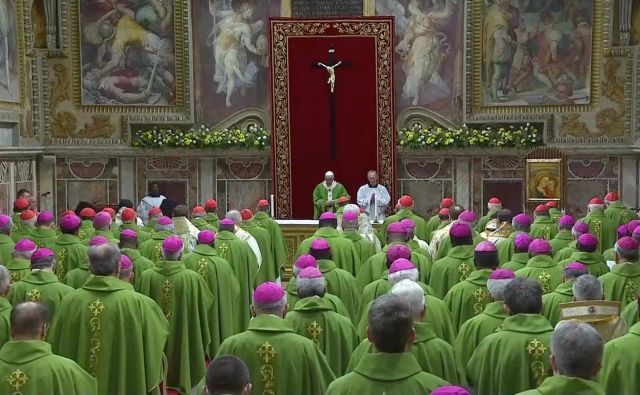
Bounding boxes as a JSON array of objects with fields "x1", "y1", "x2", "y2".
[{"x1": 11, "y1": 302, "x2": 49, "y2": 340}]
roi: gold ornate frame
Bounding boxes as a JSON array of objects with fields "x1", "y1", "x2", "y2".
[
  {"x1": 0, "y1": 0, "x2": 27, "y2": 109},
  {"x1": 281, "y1": 0, "x2": 376, "y2": 17},
  {"x1": 525, "y1": 158, "x2": 564, "y2": 204},
  {"x1": 269, "y1": 18, "x2": 395, "y2": 219},
  {"x1": 468, "y1": 0, "x2": 604, "y2": 115},
  {"x1": 68, "y1": 0, "x2": 190, "y2": 115}
]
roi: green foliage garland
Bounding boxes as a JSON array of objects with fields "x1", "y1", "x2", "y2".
[
  {"x1": 398, "y1": 123, "x2": 543, "y2": 149},
  {"x1": 132, "y1": 124, "x2": 270, "y2": 149}
]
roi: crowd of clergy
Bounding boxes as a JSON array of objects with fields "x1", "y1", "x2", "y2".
[{"x1": 0, "y1": 188, "x2": 639, "y2": 395}]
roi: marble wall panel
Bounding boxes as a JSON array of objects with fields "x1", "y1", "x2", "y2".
[
  {"x1": 135, "y1": 157, "x2": 199, "y2": 209},
  {"x1": 55, "y1": 157, "x2": 119, "y2": 213}
]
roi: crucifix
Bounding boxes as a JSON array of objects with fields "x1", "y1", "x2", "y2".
[{"x1": 314, "y1": 46, "x2": 351, "y2": 160}]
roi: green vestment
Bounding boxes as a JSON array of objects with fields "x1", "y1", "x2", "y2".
[
  {"x1": 315, "y1": 259, "x2": 360, "y2": 322},
  {"x1": 454, "y1": 300, "x2": 508, "y2": 370},
  {"x1": 205, "y1": 213, "x2": 220, "y2": 229},
  {"x1": 0, "y1": 298, "x2": 11, "y2": 349},
  {"x1": 435, "y1": 232, "x2": 483, "y2": 261},
  {"x1": 6, "y1": 258, "x2": 30, "y2": 283},
  {"x1": 548, "y1": 208, "x2": 563, "y2": 223},
  {"x1": 11, "y1": 226, "x2": 34, "y2": 243},
  {"x1": 357, "y1": 276, "x2": 432, "y2": 326},
  {"x1": 343, "y1": 230, "x2": 376, "y2": 264},
  {"x1": 313, "y1": 182, "x2": 349, "y2": 219},
  {"x1": 603, "y1": 247, "x2": 615, "y2": 262},
  {"x1": 380, "y1": 208, "x2": 428, "y2": 245},
  {"x1": 497, "y1": 232, "x2": 521, "y2": 265},
  {"x1": 48, "y1": 275, "x2": 169, "y2": 395},
  {"x1": 50, "y1": 233, "x2": 89, "y2": 281},
  {"x1": 604, "y1": 201, "x2": 636, "y2": 227},
  {"x1": 182, "y1": 244, "x2": 240, "y2": 351},
  {"x1": 548, "y1": 230, "x2": 573, "y2": 256},
  {"x1": 541, "y1": 281, "x2": 574, "y2": 327},
  {"x1": 138, "y1": 260, "x2": 213, "y2": 395},
  {"x1": 599, "y1": 262, "x2": 640, "y2": 309},
  {"x1": 501, "y1": 252, "x2": 529, "y2": 272},
  {"x1": 242, "y1": 220, "x2": 276, "y2": 284},
  {"x1": 64, "y1": 266, "x2": 90, "y2": 289},
  {"x1": 27, "y1": 226, "x2": 57, "y2": 248},
  {"x1": 285, "y1": 277, "x2": 350, "y2": 319},
  {"x1": 348, "y1": 322, "x2": 463, "y2": 385},
  {"x1": 142, "y1": 220, "x2": 157, "y2": 235},
  {"x1": 428, "y1": 245, "x2": 475, "y2": 299},
  {"x1": 557, "y1": 251, "x2": 609, "y2": 277},
  {"x1": 191, "y1": 217, "x2": 214, "y2": 231},
  {"x1": 425, "y1": 214, "x2": 441, "y2": 241},
  {"x1": 476, "y1": 208, "x2": 499, "y2": 233},
  {"x1": 0, "y1": 234, "x2": 14, "y2": 268},
  {"x1": 77, "y1": 220, "x2": 95, "y2": 242},
  {"x1": 139, "y1": 230, "x2": 172, "y2": 262},
  {"x1": 120, "y1": 248, "x2": 154, "y2": 290},
  {"x1": 356, "y1": 244, "x2": 432, "y2": 289},
  {"x1": 214, "y1": 230, "x2": 258, "y2": 331},
  {"x1": 515, "y1": 255, "x2": 563, "y2": 294},
  {"x1": 530, "y1": 217, "x2": 558, "y2": 241},
  {"x1": 599, "y1": 322, "x2": 640, "y2": 395},
  {"x1": 10, "y1": 214, "x2": 20, "y2": 233},
  {"x1": 254, "y1": 211, "x2": 287, "y2": 278},
  {"x1": 0, "y1": 340, "x2": 97, "y2": 395},
  {"x1": 114, "y1": 222, "x2": 151, "y2": 244},
  {"x1": 554, "y1": 241, "x2": 578, "y2": 262},
  {"x1": 621, "y1": 300, "x2": 639, "y2": 327},
  {"x1": 285, "y1": 296, "x2": 357, "y2": 376},
  {"x1": 9, "y1": 271, "x2": 73, "y2": 320},
  {"x1": 444, "y1": 269, "x2": 493, "y2": 329},
  {"x1": 217, "y1": 314, "x2": 335, "y2": 395},
  {"x1": 326, "y1": 352, "x2": 448, "y2": 395},
  {"x1": 297, "y1": 228, "x2": 360, "y2": 276},
  {"x1": 86, "y1": 230, "x2": 118, "y2": 245},
  {"x1": 517, "y1": 376, "x2": 605, "y2": 395},
  {"x1": 467, "y1": 313, "x2": 554, "y2": 395},
  {"x1": 581, "y1": 211, "x2": 616, "y2": 253}
]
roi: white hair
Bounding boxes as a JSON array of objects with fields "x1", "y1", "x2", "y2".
[
  {"x1": 343, "y1": 204, "x2": 359, "y2": 215},
  {"x1": 13, "y1": 247, "x2": 37, "y2": 260},
  {"x1": 225, "y1": 210, "x2": 242, "y2": 225},
  {"x1": 0, "y1": 265, "x2": 9, "y2": 293},
  {"x1": 487, "y1": 278, "x2": 514, "y2": 301},
  {"x1": 0, "y1": 218, "x2": 12, "y2": 234},
  {"x1": 20, "y1": 217, "x2": 36, "y2": 228},
  {"x1": 573, "y1": 274, "x2": 603, "y2": 301},
  {"x1": 155, "y1": 222, "x2": 174, "y2": 232},
  {"x1": 389, "y1": 268, "x2": 419, "y2": 286},
  {"x1": 161, "y1": 249, "x2": 182, "y2": 261},
  {"x1": 390, "y1": 279, "x2": 425, "y2": 319},
  {"x1": 552, "y1": 320, "x2": 603, "y2": 379},
  {"x1": 253, "y1": 295, "x2": 287, "y2": 314},
  {"x1": 296, "y1": 276, "x2": 326, "y2": 298},
  {"x1": 325, "y1": 171, "x2": 334, "y2": 178}
]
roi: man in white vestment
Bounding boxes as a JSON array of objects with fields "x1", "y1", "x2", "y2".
[
  {"x1": 225, "y1": 210, "x2": 263, "y2": 268},
  {"x1": 136, "y1": 183, "x2": 166, "y2": 224},
  {"x1": 356, "y1": 170, "x2": 391, "y2": 222}
]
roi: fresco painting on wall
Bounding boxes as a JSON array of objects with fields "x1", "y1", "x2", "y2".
[
  {"x1": 79, "y1": 0, "x2": 176, "y2": 106},
  {"x1": 376, "y1": 0, "x2": 463, "y2": 123},
  {"x1": 526, "y1": 158, "x2": 563, "y2": 202},
  {"x1": 0, "y1": 0, "x2": 20, "y2": 103},
  {"x1": 193, "y1": 0, "x2": 279, "y2": 126},
  {"x1": 482, "y1": 0, "x2": 593, "y2": 107}
]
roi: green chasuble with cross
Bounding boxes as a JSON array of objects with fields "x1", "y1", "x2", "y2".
[
  {"x1": 557, "y1": 251, "x2": 609, "y2": 277},
  {"x1": 515, "y1": 256, "x2": 563, "y2": 294},
  {"x1": 47, "y1": 275, "x2": 169, "y2": 395},
  {"x1": 214, "y1": 230, "x2": 258, "y2": 332},
  {"x1": 77, "y1": 220, "x2": 95, "y2": 243},
  {"x1": 428, "y1": 245, "x2": 475, "y2": 299},
  {"x1": 467, "y1": 314, "x2": 554, "y2": 395},
  {"x1": 27, "y1": 226, "x2": 58, "y2": 248},
  {"x1": 254, "y1": 211, "x2": 287, "y2": 278},
  {"x1": 599, "y1": 322, "x2": 640, "y2": 395},
  {"x1": 435, "y1": 232, "x2": 483, "y2": 261},
  {"x1": 205, "y1": 213, "x2": 220, "y2": 229},
  {"x1": 604, "y1": 201, "x2": 637, "y2": 228},
  {"x1": 114, "y1": 222, "x2": 151, "y2": 244},
  {"x1": 0, "y1": 340, "x2": 97, "y2": 395},
  {"x1": 497, "y1": 232, "x2": 521, "y2": 265},
  {"x1": 6, "y1": 258, "x2": 30, "y2": 283},
  {"x1": 297, "y1": 228, "x2": 360, "y2": 276},
  {"x1": 9, "y1": 271, "x2": 73, "y2": 320},
  {"x1": 285, "y1": 277, "x2": 350, "y2": 320},
  {"x1": 11, "y1": 226, "x2": 34, "y2": 243},
  {"x1": 85, "y1": 230, "x2": 118, "y2": 246},
  {"x1": 191, "y1": 217, "x2": 214, "y2": 231},
  {"x1": 285, "y1": 296, "x2": 358, "y2": 376},
  {"x1": 621, "y1": 300, "x2": 639, "y2": 327},
  {"x1": 64, "y1": 264, "x2": 91, "y2": 289},
  {"x1": 50, "y1": 233, "x2": 89, "y2": 281},
  {"x1": 0, "y1": 298, "x2": 11, "y2": 350},
  {"x1": 138, "y1": 260, "x2": 213, "y2": 395},
  {"x1": 444, "y1": 269, "x2": 493, "y2": 330},
  {"x1": 356, "y1": 244, "x2": 432, "y2": 289},
  {"x1": 517, "y1": 376, "x2": 605, "y2": 395},
  {"x1": 139, "y1": 230, "x2": 172, "y2": 262},
  {"x1": 0, "y1": 234, "x2": 15, "y2": 265},
  {"x1": 548, "y1": 230, "x2": 573, "y2": 257},
  {"x1": 554, "y1": 240, "x2": 578, "y2": 262},
  {"x1": 315, "y1": 259, "x2": 360, "y2": 323},
  {"x1": 454, "y1": 300, "x2": 508, "y2": 370},
  {"x1": 313, "y1": 182, "x2": 349, "y2": 220},
  {"x1": 217, "y1": 314, "x2": 335, "y2": 395},
  {"x1": 581, "y1": 211, "x2": 616, "y2": 254},
  {"x1": 530, "y1": 217, "x2": 558, "y2": 240},
  {"x1": 476, "y1": 208, "x2": 500, "y2": 233},
  {"x1": 380, "y1": 208, "x2": 429, "y2": 246},
  {"x1": 348, "y1": 322, "x2": 464, "y2": 385},
  {"x1": 326, "y1": 352, "x2": 448, "y2": 395},
  {"x1": 541, "y1": 281, "x2": 574, "y2": 327},
  {"x1": 599, "y1": 262, "x2": 640, "y2": 309},
  {"x1": 501, "y1": 252, "x2": 529, "y2": 272},
  {"x1": 183, "y1": 244, "x2": 240, "y2": 351},
  {"x1": 342, "y1": 230, "x2": 376, "y2": 265},
  {"x1": 242, "y1": 220, "x2": 277, "y2": 284},
  {"x1": 120, "y1": 248, "x2": 154, "y2": 290}
]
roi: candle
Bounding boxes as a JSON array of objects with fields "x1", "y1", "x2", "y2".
[{"x1": 270, "y1": 194, "x2": 275, "y2": 217}]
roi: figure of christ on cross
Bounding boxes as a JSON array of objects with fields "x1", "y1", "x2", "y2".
[{"x1": 314, "y1": 46, "x2": 351, "y2": 160}]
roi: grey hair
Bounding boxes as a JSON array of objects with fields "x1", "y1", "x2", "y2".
[
  {"x1": 0, "y1": 218, "x2": 12, "y2": 234},
  {"x1": 296, "y1": 276, "x2": 326, "y2": 298},
  {"x1": 343, "y1": 204, "x2": 359, "y2": 216},
  {"x1": 88, "y1": 243, "x2": 121, "y2": 276},
  {"x1": 93, "y1": 222, "x2": 110, "y2": 231},
  {"x1": 341, "y1": 219, "x2": 358, "y2": 230},
  {"x1": 552, "y1": 320, "x2": 603, "y2": 379},
  {"x1": 563, "y1": 267, "x2": 587, "y2": 280},
  {"x1": 155, "y1": 222, "x2": 174, "y2": 232},
  {"x1": 225, "y1": 210, "x2": 242, "y2": 225},
  {"x1": 389, "y1": 268, "x2": 419, "y2": 286},
  {"x1": 253, "y1": 295, "x2": 287, "y2": 315},
  {"x1": 512, "y1": 221, "x2": 530, "y2": 232},
  {"x1": 0, "y1": 265, "x2": 9, "y2": 292},
  {"x1": 13, "y1": 248, "x2": 36, "y2": 260},
  {"x1": 503, "y1": 277, "x2": 543, "y2": 314},
  {"x1": 573, "y1": 274, "x2": 603, "y2": 301},
  {"x1": 161, "y1": 249, "x2": 182, "y2": 261},
  {"x1": 487, "y1": 278, "x2": 514, "y2": 301},
  {"x1": 20, "y1": 217, "x2": 36, "y2": 228},
  {"x1": 31, "y1": 256, "x2": 55, "y2": 270},
  {"x1": 615, "y1": 242, "x2": 639, "y2": 261},
  {"x1": 390, "y1": 279, "x2": 425, "y2": 320}
]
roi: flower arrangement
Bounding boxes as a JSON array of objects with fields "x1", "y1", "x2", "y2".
[
  {"x1": 132, "y1": 124, "x2": 270, "y2": 149},
  {"x1": 398, "y1": 123, "x2": 543, "y2": 149}
]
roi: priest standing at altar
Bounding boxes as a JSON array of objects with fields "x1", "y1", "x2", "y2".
[
  {"x1": 313, "y1": 171, "x2": 349, "y2": 219},
  {"x1": 357, "y1": 170, "x2": 390, "y2": 222}
]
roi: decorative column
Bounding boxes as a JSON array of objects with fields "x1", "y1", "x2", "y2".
[
  {"x1": 119, "y1": 158, "x2": 135, "y2": 202},
  {"x1": 199, "y1": 158, "x2": 215, "y2": 203},
  {"x1": 454, "y1": 156, "x2": 472, "y2": 210},
  {"x1": 44, "y1": 0, "x2": 58, "y2": 49},
  {"x1": 619, "y1": 0, "x2": 632, "y2": 46},
  {"x1": 621, "y1": 156, "x2": 639, "y2": 209}
]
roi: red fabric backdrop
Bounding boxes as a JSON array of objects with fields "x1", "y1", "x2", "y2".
[{"x1": 287, "y1": 37, "x2": 380, "y2": 218}]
